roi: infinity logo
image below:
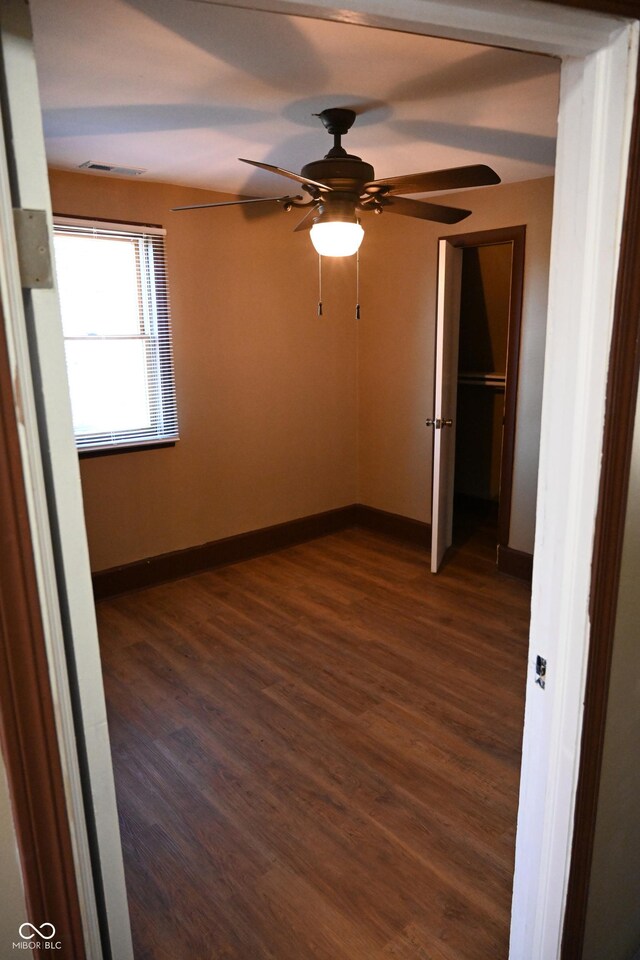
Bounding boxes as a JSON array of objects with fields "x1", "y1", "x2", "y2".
[{"x1": 18, "y1": 923, "x2": 56, "y2": 940}]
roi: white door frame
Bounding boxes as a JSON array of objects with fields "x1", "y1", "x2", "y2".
[
  {"x1": 0, "y1": 4, "x2": 133, "y2": 958},
  {"x1": 2, "y1": 1, "x2": 637, "y2": 958}
]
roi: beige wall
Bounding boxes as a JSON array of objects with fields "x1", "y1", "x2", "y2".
[
  {"x1": 50, "y1": 171, "x2": 552, "y2": 570},
  {"x1": 357, "y1": 177, "x2": 554, "y2": 553},
  {"x1": 49, "y1": 170, "x2": 358, "y2": 571},
  {"x1": 583, "y1": 383, "x2": 640, "y2": 960}
]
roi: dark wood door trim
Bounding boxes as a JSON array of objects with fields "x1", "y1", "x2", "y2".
[
  {"x1": 560, "y1": 34, "x2": 640, "y2": 960},
  {"x1": 0, "y1": 304, "x2": 86, "y2": 957},
  {"x1": 542, "y1": 0, "x2": 639, "y2": 13},
  {"x1": 441, "y1": 225, "x2": 527, "y2": 553}
]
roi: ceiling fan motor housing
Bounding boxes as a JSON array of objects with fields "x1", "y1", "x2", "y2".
[{"x1": 301, "y1": 157, "x2": 375, "y2": 199}]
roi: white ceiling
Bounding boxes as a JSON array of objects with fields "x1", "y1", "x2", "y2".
[{"x1": 30, "y1": 0, "x2": 560, "y2": 198}]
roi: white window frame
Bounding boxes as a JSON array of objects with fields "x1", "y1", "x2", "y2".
[{"x1": 53, "y1": 216, "x2": 179, "y2": 454}]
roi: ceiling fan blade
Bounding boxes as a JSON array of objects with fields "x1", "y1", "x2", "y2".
[
  {"x1": 239, "y1": 158, "x2": 332, "y2": 192},
  {"x1": 171, "y1": 195, "x2": 301, "y2": 211},
  {"x1": 293, "y1": 205, "x2": 320, "y2": 232},
  {"x1": 383, "y1": 196, "x2": 471, "y2": 224},
  {"x1": 363, "y1": 164, "x2": 500, "y2": 196}
]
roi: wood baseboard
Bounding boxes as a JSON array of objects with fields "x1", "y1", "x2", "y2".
[
  {"x1": 93, "y1": 504, "x2": 534, "y2": 599},
  {"x1": 92, "y1": 504, "x2": 434, "y2": 600},
  {"x1": 92, "y1": 505, "x2": 357, "y2": 600},
  {"x1": 497, "y1": 544, "x2": 533, "y2": 582},
  {"x1": 354, "y1": 504, "x2": 431, "y2": 547}
]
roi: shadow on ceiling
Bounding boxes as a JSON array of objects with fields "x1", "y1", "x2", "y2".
[
  {"x1": 42, "y1": 103, "x2": 266, "y2": 138},
  {"x1": 121, "y1": 0, "x2": 329, "y2": 91},
  {"x1": 392, "y1": 119, "x2": 556, "y2": 166},
  {"x1": 390, "y1": 46, "x2": 559, "y2": 105}
]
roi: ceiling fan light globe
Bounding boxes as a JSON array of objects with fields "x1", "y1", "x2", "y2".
[{"x1": 310, "y1": 221, "x2": 364, "y2": 257}]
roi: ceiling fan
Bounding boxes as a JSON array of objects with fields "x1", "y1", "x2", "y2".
[{"x1": 172, "y1": 107, "x2": 501, "y2": 257}]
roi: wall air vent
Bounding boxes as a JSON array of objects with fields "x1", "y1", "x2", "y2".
[{"x1": 78, "y1": 161, "x2": 146, "y2": 176}]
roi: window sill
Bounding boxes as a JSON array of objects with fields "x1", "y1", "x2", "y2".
[{"x1": 78, "y1": 440, "x2": 178, "y2": 459}]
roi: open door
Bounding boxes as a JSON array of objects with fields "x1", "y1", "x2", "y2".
[{"x1": 430, "y1": 240, "x2": 462, "y2": 572}]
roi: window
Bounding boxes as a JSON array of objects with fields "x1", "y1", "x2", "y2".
[{"x1": 53, "y1": 217, "x2": 179, "y2": 453}]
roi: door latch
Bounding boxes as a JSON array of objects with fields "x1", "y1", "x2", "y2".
[
  {"x1": 535, "y1": 655, "x2": 547, "y2": 689},
  {"x1": 426, "y1": 418, "x2": 453, "y2": 429}
]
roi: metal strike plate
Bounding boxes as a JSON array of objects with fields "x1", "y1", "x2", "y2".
[{"x1": 12, "y1": 209, "x2": 53, "y2": 289}]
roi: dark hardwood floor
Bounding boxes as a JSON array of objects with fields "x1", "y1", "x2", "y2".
[{"x1": 97, "y1": 523, "x2": 531, "y2": 960}]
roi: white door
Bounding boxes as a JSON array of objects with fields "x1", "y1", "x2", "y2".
[{"x1": 430, "y1": 240, "x2": 463, "y2": 573}]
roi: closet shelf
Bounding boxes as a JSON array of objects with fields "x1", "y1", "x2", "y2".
[{"x1": 458, "y1": 372, "x2": 506, "y2": 388}]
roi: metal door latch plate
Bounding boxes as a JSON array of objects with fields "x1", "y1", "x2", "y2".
[{"x1": 13, "y1": 208, "x2": 53, "y2": 289}]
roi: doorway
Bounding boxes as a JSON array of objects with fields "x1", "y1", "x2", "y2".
[
  {"x1": 430, "y1": 227, "x2": 527, "y2": 576},
  {"x1": 1, "y1": 0, "x2": 636, "y2": 956}
]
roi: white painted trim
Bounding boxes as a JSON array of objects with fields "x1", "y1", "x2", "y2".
[
  {"x1": 512, "y1": 25, "x2": 639, "y2": 958},
  {"x1": 0, "y1": 4, "x2": 134, "y2": 959},
  {"x1": 0, "y1": 37, "x2": 103, "y2": 960},
  {"x1": 196, "y1": 0, "x2": 625, "y2": 56}
]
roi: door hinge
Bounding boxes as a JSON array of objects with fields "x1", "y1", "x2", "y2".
[{"x1": 12, "y1": 209, "x2": 54, "y2": 289}]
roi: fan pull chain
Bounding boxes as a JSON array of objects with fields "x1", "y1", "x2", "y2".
[
  {"x1": 355, "y1": 246, "x2": 361, "y2": 321},
  {"x1": 317, "y1": 254, "x2": 323, "y2": 317}
]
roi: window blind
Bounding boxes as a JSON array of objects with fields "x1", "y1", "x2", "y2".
[{"x1": 53, "y1": 217, "x2": 179, "y2": 453}]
